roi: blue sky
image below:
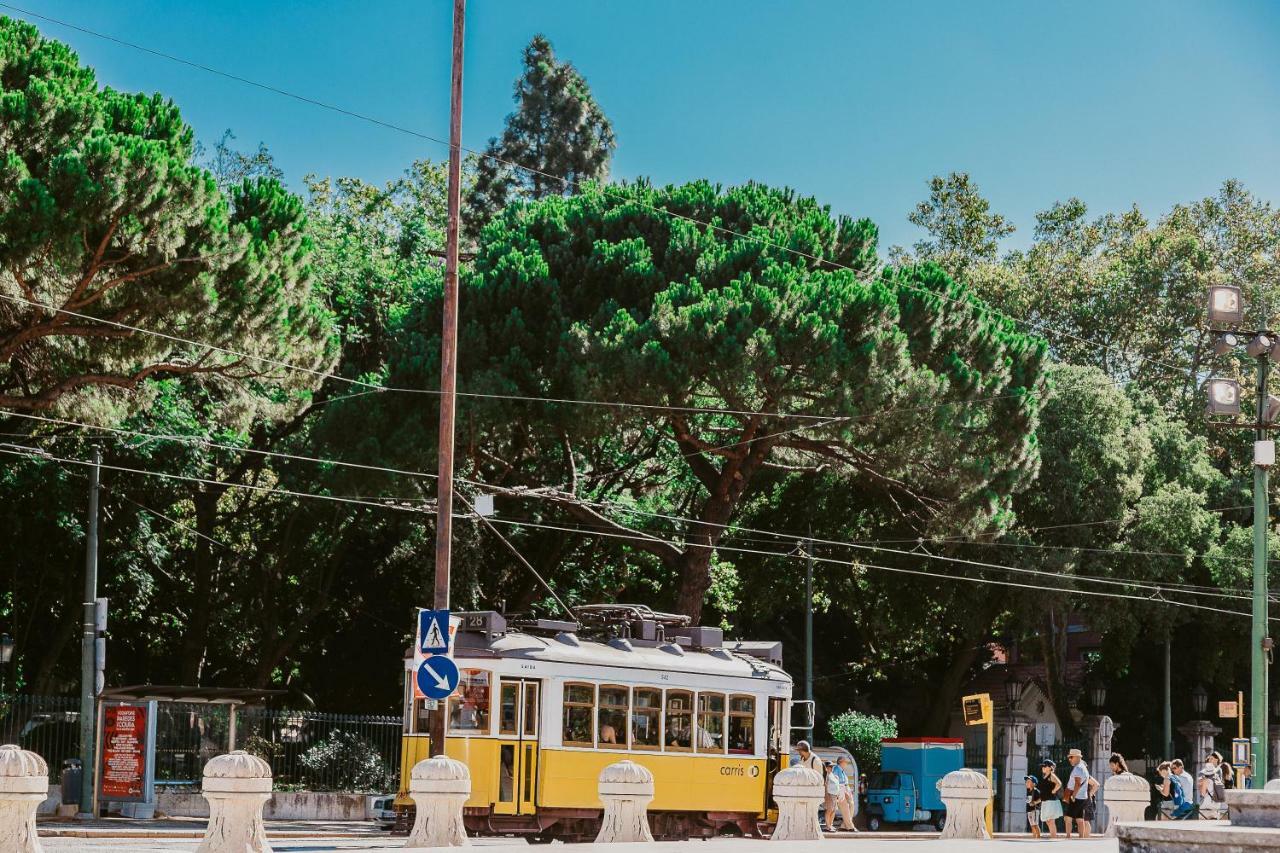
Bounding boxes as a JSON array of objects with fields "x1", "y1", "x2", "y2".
[{"x1": 7, "y1": 1, "x2": 1280, "y2": 252}]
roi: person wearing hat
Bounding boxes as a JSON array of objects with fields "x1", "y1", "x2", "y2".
[
  {"x1": 1063, "y1": 748, "x2": 1095, "y2": 838},
  {"x1": 792, "y1": 740, "x2": 823, "y2": 773},
  {"x1": 1024, "y1": 774, "x2": 1043, "y2": 838},
  {"x1": 1036, "y1": 759, "x2": 1063, "y2": 837}
]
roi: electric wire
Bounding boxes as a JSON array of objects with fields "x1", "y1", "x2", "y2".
[{"x1": 7, "y1": 409, "x2": 1264, "y2": 599}]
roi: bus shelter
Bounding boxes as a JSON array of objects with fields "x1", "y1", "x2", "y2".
[{"x1": 94, "y1": 685, "x2": 283, "y2": 817}]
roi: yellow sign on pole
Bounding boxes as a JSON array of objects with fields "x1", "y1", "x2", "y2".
[{"x1": 961, "y1": 692, "x2": 994, "y2": 836}]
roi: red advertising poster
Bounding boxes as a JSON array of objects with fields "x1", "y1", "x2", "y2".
[{"x1": 100, "y1": 704, "x2": 146, "y2": 801}]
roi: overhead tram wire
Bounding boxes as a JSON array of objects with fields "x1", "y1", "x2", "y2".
[
  {"x1": 0, "y1": 291, "x2": 1137, "y2": 449},
  {"x1": 0, "y1": 446, "x2": 433, "y2": 515},
  {"x1": 1, "y1": 439, "x2": 1260, "y2": 611},
  {"x1": 0, "y1": 3, "x2": 1194, "y2": 385},
  {"x1": 476, "y1": 514, "x2": 1259, "y2": 620},
  {"x1": 8, "y1": 409, "x2": 1267, "y2": 599}
]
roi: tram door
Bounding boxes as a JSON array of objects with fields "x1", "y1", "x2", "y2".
[{"x1": 495, "y1": 679, "x2": 540, "y2": 816}]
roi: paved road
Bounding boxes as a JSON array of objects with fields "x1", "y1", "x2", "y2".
[{"x1": 43, "y1": 836, "x2": 1120, "y2": 852}]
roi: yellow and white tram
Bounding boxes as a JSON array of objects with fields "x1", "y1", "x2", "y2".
[{"x1": 397, "y1": 606, "x2": 800, "y2": 841}]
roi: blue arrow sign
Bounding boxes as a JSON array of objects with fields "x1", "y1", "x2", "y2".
[
  {"x1": 418, "y1": 609, "x2": 450, "y2": 655},
  {"x1": 416, "y1": 655, "x2": 460, "y2": 700}
]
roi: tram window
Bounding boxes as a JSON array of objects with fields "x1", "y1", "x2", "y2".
[
  {"x1": 563, "y1": 683, "x2": 596, "y2": 747},
  {"x1": 728, "y1": 695, "x2": 755, "y2": 755},
  {"x1": 664, "y1": 690, "x2": 693, "y2": 751},
  {"x1": 448, "y1": 669, "x2": 492, "y2": 733},
  {"x1": 632, "y1": 688, "x2": 661, "y2": 750},
  {"x1": 697, "y1": 693, "x2": 726, "y2": 753},
  {"x1": 523, "y1": 682, "x2": 539, "y2": 737},
  {"x1": 499, "y1": 682, "x2": 518, "y2": 736},
  {"x1": 598, "y1": 686, "x2": 629, "y2": 748}
]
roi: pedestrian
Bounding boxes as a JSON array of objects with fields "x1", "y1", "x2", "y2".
[
  {"x1": 1063, "y1": 748, "x2": 1094, "y2": 838},
  {"x1": 836, "y1": 756, "x2": 859, "y2": 832},
  {"x1": 1170, "y1": 759, "x2": 1194, "y2": 806},
  {"x1": 1154, "y1": 761, "x2": 1176, "y2": 819},
  {"x1": 1215, "y1": 751, "x2": 1235, "y2": 789},
  {"x1": 823, "y1": 757, "x2": 855, "y2": 832},
  {"x1": 792, "y1": 740, "x2": 823, "y2": 773},
  {"x1": 1037, "y1": 759, "x2": 1063, "y2": 838},
  {"x1": 1024, "y1": 775, "x2": 1042, "y2": 838},
  {"x1": 1198, "y1": 754, "x2": 1226, "y2": 818}
]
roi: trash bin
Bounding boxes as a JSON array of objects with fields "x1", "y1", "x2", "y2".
[{"x1": 60, "y1": 758, "x2": 82, "y2": 806}]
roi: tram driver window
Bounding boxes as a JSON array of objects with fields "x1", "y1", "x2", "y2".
[
  {"x1": 664, "y1": 690, "x2": 693, "y2": 751},
  {"x1": 563, "y1": 683, "x2": 596, "y2": 747},
  {"x1": 632, "y1": 688, "x2": 661, "y2": 750},
  {"x1": 448, "y1": 669, "x2": 491, "y2": 733},
  {"x1": 598, "y1": 686, "x2": 629, "y2": 748},
  {"x1": 728, "y1": 695, "x2": 755, "y2": 754}
]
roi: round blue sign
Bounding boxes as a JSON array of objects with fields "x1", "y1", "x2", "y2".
[{"x1": 416, "y1": 655, "x2": 460, "y2": 700}]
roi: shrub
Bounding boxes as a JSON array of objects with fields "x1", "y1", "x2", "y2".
[
  {"x1": 827, "y1": 711, "x2": 898, "y2": 774},
  {"x1": 297, "y1": 730, "x2": 389, "y2": 792}
]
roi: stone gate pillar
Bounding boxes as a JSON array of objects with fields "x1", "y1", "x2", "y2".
[
  {"x1": 1082, "y1": 715, "x2": 1116, "y2": 829},
  {"x1": 1269, "y1": 724, "x2": 1280, "y2": 784},
  {"x1": 1179, "y1": 720, "x2": 1222, "y2": 772},
  {"x1": 997, "y1": 712, "x2": 1032, "y2": 833}
]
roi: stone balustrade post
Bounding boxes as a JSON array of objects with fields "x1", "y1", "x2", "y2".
[
  {"x1": 937, "y1": 768, "x2": 991, "y2": 840},
  {"x1": 595, "y1": 760, "x2": 655, "y2": 843},
  {"x1": 405, "y1": 755, "x2": 470, "y2": 848},
  {"x1": 196, "y1": 751, "x2": 273, "y2": 853},
  {"x1": 770, "y1": 766, "x2": 823, "y2": 842},
  {"x1": 1101, "y1": 772, "x2": 1148, "y2": 836},
  {"x1": 0, "y1": 744, "x2": 48, "y2": 853}
]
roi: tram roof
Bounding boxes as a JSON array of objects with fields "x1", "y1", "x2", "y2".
[{"x1": 450, "y1": 629, "x2": 792, "y2": 683}]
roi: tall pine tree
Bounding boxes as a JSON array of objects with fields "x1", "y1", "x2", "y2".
[{"x1": 464, "y1": 35, "x2": 615, "y2": 235}]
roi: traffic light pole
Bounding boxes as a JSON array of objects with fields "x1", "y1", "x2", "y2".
[{"x1": 1252, "y1": 354, "x2": 1270, "y2": 784}]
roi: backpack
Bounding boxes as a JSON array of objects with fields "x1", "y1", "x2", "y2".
[{"x1": 1170, "y1": 776, "x2": 1186, "y2": 807}]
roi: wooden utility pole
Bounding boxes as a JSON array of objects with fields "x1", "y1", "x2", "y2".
[{"x1": 429, "y1": 0, "x2": 466, "y2": 758}]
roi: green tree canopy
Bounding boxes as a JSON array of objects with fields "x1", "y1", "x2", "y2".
[
  {"x1": 0, "y1": 17, "x2": 333, "y2": 418},
  {"x1": 379, "y1": 179, "x2": 1048, "y2": 620},
  {"x1": 464, "y1": 34, "x2": 615, "y2": 235}
]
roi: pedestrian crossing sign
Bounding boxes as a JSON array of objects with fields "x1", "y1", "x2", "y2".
[{"x1": 418, "y1": 609, "x2": 451, "y2": 655}]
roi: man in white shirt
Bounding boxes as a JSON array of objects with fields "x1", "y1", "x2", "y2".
[
  {"x1": 1170, "y1": 759, "x2": 1195, "y2": 804},
  {"x1": 1063, "y1": 749, "x2": 1093, "y2": 839}
]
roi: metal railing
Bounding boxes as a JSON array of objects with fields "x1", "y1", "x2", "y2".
[
  {"x1": 0, "y1": 694, "x2": 81, "y2": 781},
  {"x1": 0, "y1": 695, "x2": 403, "y2": 792}
]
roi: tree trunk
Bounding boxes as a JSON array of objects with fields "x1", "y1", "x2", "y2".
[
  {"x1": 179, "y1": 486, "x2": 222, "y2": 684},
  {"x1": 31, "y1": 606, "x2": 80, "y2": 694},
  {"x1": 920, "y1": 633, "x2": 984, "y2": 735}
]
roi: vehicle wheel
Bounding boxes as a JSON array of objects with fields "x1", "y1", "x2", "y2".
[
  {"x1": 867, "y1": 816, "x2": 883, "y2": 832},
  {"x1": 525, "y1": 835, "x2": 553, "y2": 845},
  {"x1": 932, "y1": 813, "x2": 946, "y2": 831}
]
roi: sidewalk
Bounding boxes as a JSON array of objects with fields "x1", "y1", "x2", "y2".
[
  {"x1": 42, "y1": 836, "x2": 1120, "y2": 852},
  {"x1": 38, "y1": 815, "x2": 385, "y2": 839}
]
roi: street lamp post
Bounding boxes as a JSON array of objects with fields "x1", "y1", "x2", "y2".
[{"x1": 1205, "y1": 282, "x2": 1274, "y2": 783}]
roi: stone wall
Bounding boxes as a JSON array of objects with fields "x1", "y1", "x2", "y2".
[{"x1": 158, "y1": 790, "x2": 376, "y2": 821}]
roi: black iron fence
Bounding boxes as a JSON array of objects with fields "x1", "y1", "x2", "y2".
[
  {"x1": 0, "y1": 695, "x2": 402, "y2": 792},
  {"x1": 0, "y1": 694, "x2": 81, "y2": 781}
]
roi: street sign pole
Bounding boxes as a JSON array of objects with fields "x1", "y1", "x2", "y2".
[
  {"x1": 78, "y1": 446, "x2": 101, "y2": 815},
  {"x1": 429, "y1": 0, "x2": 466, "y2": 762},
  {"x1": 1252, "y1": 353, "x2": 1270, "y2": 785}
]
